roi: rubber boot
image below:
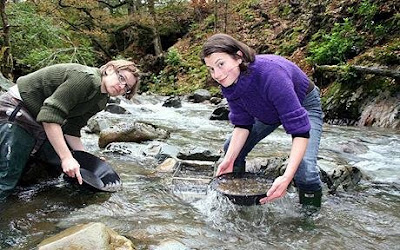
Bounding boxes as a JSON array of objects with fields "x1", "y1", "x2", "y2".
[
  {"x1": 0, "y1": 123, "x2": 35, "y2": 202},
  {"x1": 299, "y1": 188, "x2": 322, "y2": 215}
]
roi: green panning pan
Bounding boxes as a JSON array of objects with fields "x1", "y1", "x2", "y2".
[{"x1": 70, "y1": 150, "x2": 122, "y2": 192}]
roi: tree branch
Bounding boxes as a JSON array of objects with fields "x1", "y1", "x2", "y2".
[{"x1": 315, "y1": 65, "x2": 400, "y2": 80}]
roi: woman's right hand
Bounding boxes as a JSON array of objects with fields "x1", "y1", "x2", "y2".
[{"x1": 216, "y1": 159, "x2": 234, "y2": 176}]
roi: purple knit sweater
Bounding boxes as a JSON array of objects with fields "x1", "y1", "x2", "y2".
[{"x1": 221, "y1": 54, "x2": 311, "y2": 135}]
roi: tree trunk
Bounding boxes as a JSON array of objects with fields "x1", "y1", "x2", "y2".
[
  {"x1": 214, "y1": 0, "x2": 218, "y2": 32},
  {"x1": 223, "y1": 0, "x2": 228, "y2": 33},
  {"x1": 316, "y1": 65, "x2": 400, "y2": 80},
  {"x1": 0, "y1": 0, "x2": 13, "y2": 80},
  {"x1": 148, "y1": 0, "x2": 163, "y2": 56},
  {"x1": 126, "y1": 0, "x2": 141, "y2": 15}
]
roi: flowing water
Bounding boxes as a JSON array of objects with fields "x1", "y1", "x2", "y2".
[{"x1": 1, "y1": 95, "x2": 399, "y2": 249}]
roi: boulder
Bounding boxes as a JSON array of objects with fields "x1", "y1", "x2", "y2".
[
  {"x1": 38, "y1": 222, "x2": 134, "y2": 250},
  {"x1": 188, "y1": 89, "x2": 211, "y2": 103},
  {"x1": 99, "y1": 122, "x2": 170, "y2": 148},
  {"x1": 162, "y1": 96, "x2": 182, "y2": 108},
  {"x1": 210, "y1": 104, "x2": 229, "y2": 120},
  {"x1": 105, "y1": 104, "x2": 129, "y2": 114},
  {"x1": 177, "y1": 147, "x2": 220, "y2": 161}
]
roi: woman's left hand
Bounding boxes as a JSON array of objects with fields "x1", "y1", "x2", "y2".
[{"x1": 259, "y1": 175, "x2": 292, "y2": 204}]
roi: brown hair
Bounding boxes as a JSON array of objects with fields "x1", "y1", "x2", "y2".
[
  {"x1": 100, "y1": 59, "x2": 140, "y2": 99},
  {"x1": 200, "y1": 33, "x2": 256, "y2": 71}
]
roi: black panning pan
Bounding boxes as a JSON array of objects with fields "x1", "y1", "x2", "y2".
[
  {"x1": 66, "y1": 150, "x2": 122, "y2": 192},
  {"x1": 209, "y1": 172, "x2": 273, "y2": 206}
]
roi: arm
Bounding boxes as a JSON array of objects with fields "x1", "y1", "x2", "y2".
[
  {"x1": 216, "y1": 127, "x2": 250, "y2": 176},
  {"x1": 42, "y1": 122, "x2": 83, "y2": 185},
  {"x1": 64, "y1": 134, "x2": 85, "y2": 151},
  {"x1": 260, "y1": 137, "x2": 308, "y2": 203}
]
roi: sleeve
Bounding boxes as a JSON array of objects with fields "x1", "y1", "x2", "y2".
[
  {"x1": 263, "y1": 65, "x2": 310, "y2": 135},
  {"x1": 62, "y1": 95, "x2": 108, "y2": 137},
  {"x1": 62, "y1": 110, "x2": 98, "y2": 137},
  {"x1": 36, "y1": 72, "x2": 95, "y2": 125},
  {"x1": 227, "y1": 99, "x2": 255, "y2": 126}
]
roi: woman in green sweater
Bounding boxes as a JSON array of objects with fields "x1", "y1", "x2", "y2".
[{"x1": 0, "y1": 60, "x2": 140, "y2": 201}]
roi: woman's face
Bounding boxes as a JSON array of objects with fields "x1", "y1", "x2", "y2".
[
  {"x1": 101, "y1": 68, "x2": 137, "y2": 97},
  {"x1": 204, "y1": 52, "x2": 242, "y2": 87}
]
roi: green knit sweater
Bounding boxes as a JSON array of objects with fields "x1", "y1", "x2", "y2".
[{"x1": 17, "y1": 63, "x2": 109, "y2": 137}]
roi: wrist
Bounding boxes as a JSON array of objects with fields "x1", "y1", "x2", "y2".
[{"x1": 282, "y1": 173, "x2": 294, "y2": 183}]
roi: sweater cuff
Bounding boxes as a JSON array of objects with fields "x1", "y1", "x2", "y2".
[
  {"x1": 36, "y1": 106, "x2": 66, "y2": 124},
  {"x1": 234, "y1": 124, "x2": 253, "y2": 132},
  {"x1": 291, "y1": 132, "x2": 310, "y2": 139},
  {"x1": 280, "y1": 108, "x2": 310, "y2": 134}
]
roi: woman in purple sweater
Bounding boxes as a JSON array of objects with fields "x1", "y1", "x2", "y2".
[{"x1": 201, "y1": 33, "x2": 323, "y2": 208}]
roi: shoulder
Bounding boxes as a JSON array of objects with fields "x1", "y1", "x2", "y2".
[
  {"x1": 51, "y1": 64, "x2": 102, "y2": 89},
  {"x1": 244, "y1": 55, "x2": 291, "y2": 83},
  {"x1": 251, "y1": 55, "x2": 290, "y2": 72}
]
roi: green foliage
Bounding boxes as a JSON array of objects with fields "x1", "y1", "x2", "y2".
[
  {"x1": 165, "y1": 47, "x2": 183, "y2": 67},
  {"x1": 276, "y1": 28, "x2": 302, "y2": 56},
  {"x1": 375, "y1": 39, "x2": 400, "y2": 65},
  {"x1": 357, "y1": 0, "x2": 378, "y2": 22},
  {"x1": 336, "y1": 65, "x2": 362, "y2": 86},
  {"x1": 308, "y1": 18, "x2": 364, "y2": 65},
  {"x1": 235, "y1": 0, "x2": 260, "y2": 22},
  {"x1": 7, "y1": 2, "x2": 96, "y2": 70},
  {"x1": 148, "y1": 47, "x2": 185, "y2": 95}
]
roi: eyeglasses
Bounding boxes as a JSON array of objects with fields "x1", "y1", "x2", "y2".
[{"x1": 117, "y1": 71, "x2": 134, "y2": 94}]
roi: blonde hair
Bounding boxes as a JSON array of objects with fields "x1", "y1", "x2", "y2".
[{"x1": 100, "y1": 59, "x2": 140, "y2": 99}]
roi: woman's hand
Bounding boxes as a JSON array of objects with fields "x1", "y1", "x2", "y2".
[
  {"x1": 259, "y1": 175, "x2": 292, "y2": 204},
  {"x1": 61, "y1": 156, "x2": 83, "y2": 185},
  {"x1": 216, "y1": 159, "x2": 234, "y2": 176}
]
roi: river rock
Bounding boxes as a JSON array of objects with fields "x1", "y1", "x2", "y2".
[
  {"x1": 188, "y1": 89, "x2": 211, "y2": 103},
  {"x1": 105, "y1": 103, "x2": 129, "y2": 114},
  {"x1": 338, "y1": 139, "x2": 369, "y2": 154},
  {"x1": 359, "y1": 91, "x2": 400, "y2": 129},
  {"x1": 0, "y1": 72, "x2": 14, "y2": 91},
  {"x1": 210, "y1": 103, "x2": 229, "y2": 120},
  {"x1": 162, "y1": 96, "x2": 182, "y2": 108},
  {"x1": 143, "y1": 142, "x2": 180, "y2": 161},
  {"x1": 37, "y1": 222, "x2": 134, "y2": 250},
  {"x1": 152, "y1": 239, "x2": 189, "y2": 250},
  {"x1": 156, "y1": 158, "x2": 178, "y2": 173},
  {"x1": 104, "y1": 142, "x2": 147, "y2": 155},
  {"x1": 99, "y1": 122, "x2": 170, "y2": 148},
  {"x1": 87, "y1": 115, "x2": 114, "y2": 134},
  {"x1": 329, "y1": 165, "x2": 363, "y2": 192},
  {"x1": 210, "y1": 96, "x2": 222, "y2": 104},
  {"x1": 246, "y1": 156, "x2": 289, "y2": 177},
  {"x1": 177, "y1": 147, "x2": 220, "y2": 161}
]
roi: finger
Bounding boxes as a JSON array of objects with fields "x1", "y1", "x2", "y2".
[
  {"x1": 66, "y1": 170, "x2": 75, "y2": 178},
  {"x1": 267, "y1": 185, "x2": 277, "y2": 197},
  {"x1": 266, "y1": 194, "x2": 278, "y2": 202},
  {"x1": 76, "y1": 170, "x2": 83, "y2": 185},
  {"x1": 259, "y1": 196, "x2": 268, "y2": 204}
]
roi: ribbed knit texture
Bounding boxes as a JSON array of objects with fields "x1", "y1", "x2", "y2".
[
  {"x1": 17, "y1": 64, "x2": 108, "y2": 137},
  {"x1": 222, "y1": 55, "x2": 311, "y2": 135}
]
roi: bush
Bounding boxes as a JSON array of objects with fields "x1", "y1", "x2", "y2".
[
  {"x1": 7, "y1": 2, "x2": 95, "y2": 71},
  {"x1": 308, "y1": 18, "x2": 364, "y2": 65}
]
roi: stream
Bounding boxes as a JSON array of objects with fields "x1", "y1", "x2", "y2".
[{"x1": 0, "y1": 95, "x2": 399, "y2": 249}]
